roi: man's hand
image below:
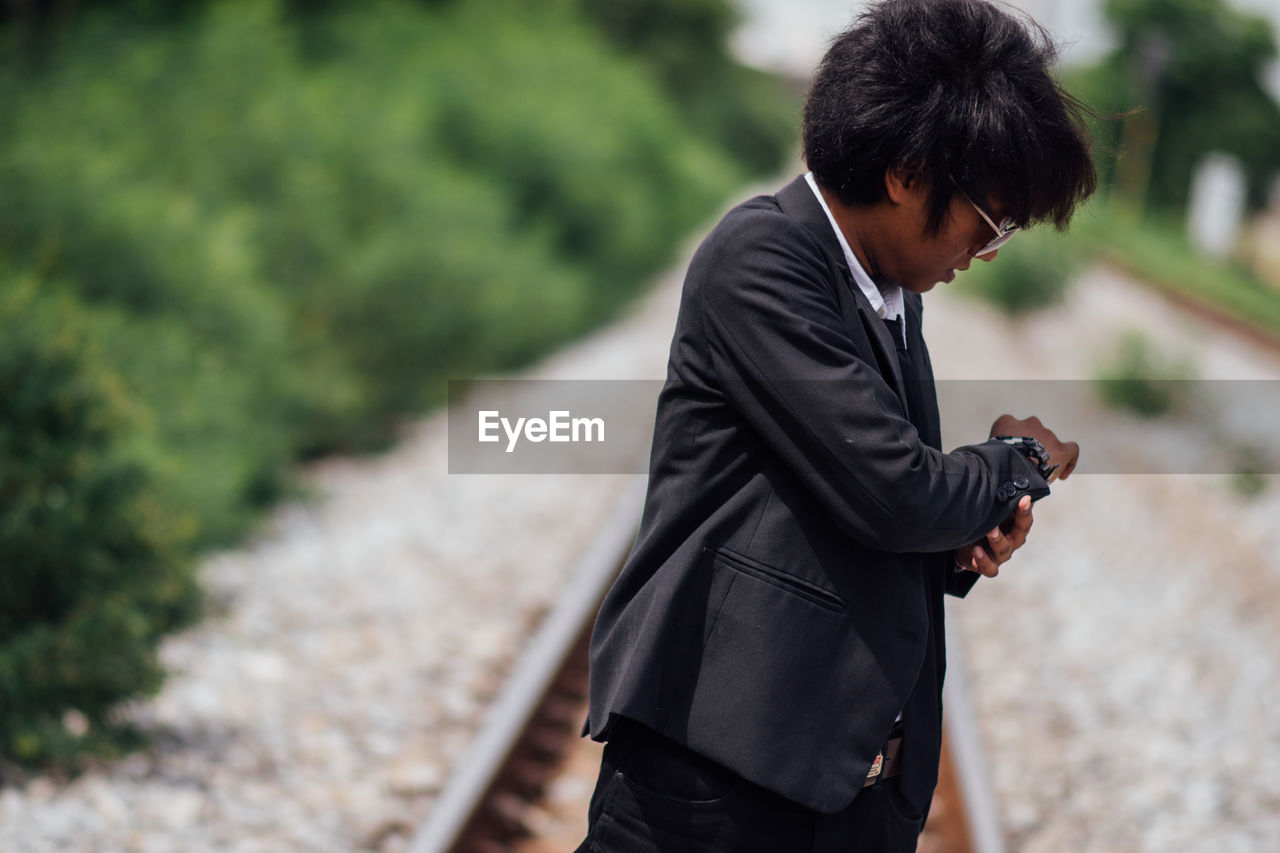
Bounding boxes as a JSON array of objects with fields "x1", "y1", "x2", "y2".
[
  {"x1": 989, "y1": 414, "x2": 1079, "y2": 482},
  {"x1": 952, "y1": 494, "x2": 1033, "y2": 577}
]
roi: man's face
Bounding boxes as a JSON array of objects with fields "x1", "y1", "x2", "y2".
[{"x1": 877, "y1": 176, "x2": 1007, "y2": 293}]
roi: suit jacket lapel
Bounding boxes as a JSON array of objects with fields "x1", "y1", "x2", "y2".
[{"x1": 774, "y1": 176, "x2": 909, "y2": 412}]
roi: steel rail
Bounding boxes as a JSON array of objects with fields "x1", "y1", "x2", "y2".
[
  {"x1": 407, "y1": 479, "x2": 646, "y2": 853},
  {"x1": 410, "y1": 474, "x2": 1007, "y2": 853},
  {"x1": 943, "y1": 609, "x2": 1008, "y2": 853}
]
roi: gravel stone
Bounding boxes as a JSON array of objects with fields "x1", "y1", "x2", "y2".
[{"x1": 937, "y1": 269, "x2": 1280, "y2": 851}]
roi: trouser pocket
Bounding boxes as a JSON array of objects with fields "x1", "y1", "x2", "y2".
[
  {"x1": 610, "y1": 720, "x2": 739, "y2": 805},
  {"x1": 581, "y1": 720, "x2": 815, "y2": 853}
]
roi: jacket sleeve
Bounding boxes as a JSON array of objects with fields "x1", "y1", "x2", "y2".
[
  {"x1": 945, "y1": 557, "x2": 983, "y2": 598},
  {"x1": 696, "y1": 208, "x2": 1048, "y2": 555}
]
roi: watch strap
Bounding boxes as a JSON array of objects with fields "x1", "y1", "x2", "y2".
[{"x1": 993, "y1": 435, "x2": 1058, "y2": 481}]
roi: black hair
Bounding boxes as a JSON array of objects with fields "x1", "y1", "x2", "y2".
[{"x1": 801, "y1": 0, "x2": 1097, "y2": 234}]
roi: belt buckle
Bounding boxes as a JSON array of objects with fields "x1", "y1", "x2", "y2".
[{"x1": 866, "y1": 752, "x2": 883, "y2": 781}]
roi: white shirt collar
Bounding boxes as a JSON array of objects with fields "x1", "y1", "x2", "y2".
[{"x1": 804, "y1": 172, "x2": 905, "y2": 326}]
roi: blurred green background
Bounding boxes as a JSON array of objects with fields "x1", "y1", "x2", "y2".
[{"x1": 0, "y1": 0, "x2": 795, "y2": 767}]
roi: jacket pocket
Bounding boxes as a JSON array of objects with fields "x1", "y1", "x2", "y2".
[{"x1": 709, "y1": 546, "x2": 846, "y2": 614}]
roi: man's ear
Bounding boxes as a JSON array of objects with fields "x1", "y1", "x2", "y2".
[{"x1": 884, "y1": 163, "x2": 923, "y2": 205}]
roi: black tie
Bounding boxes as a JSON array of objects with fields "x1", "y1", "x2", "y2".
[{"x1": 882, "y1": 316, "x2": 916, "y2": 424}]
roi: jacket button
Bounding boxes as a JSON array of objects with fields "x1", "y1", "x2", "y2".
[
  {"x1": 1014, "y1": 476, "x2": 1030, "y2": 489},
  {"x1": 996, "y1": 483, "x2": 1014, "y2": 501}
]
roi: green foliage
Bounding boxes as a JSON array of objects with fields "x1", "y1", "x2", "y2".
[
  {"x1": 581, "y1": 0, "x2": 739, "y2": 57},
  {"x1": 1093, "y1": 329, "x2": 1195, "y2": 417},
  {"x1": 0, "y1": 278, "x2": 202, "y2": 766},
  {"x1": 0, "y1": 172, "x2": 308, "y2": 547},
  {"x1": 1078, "y1": 0, "x2": 1280, "y2": 214},
  {"x1": 0, "y1": 0, "x2": 786, "y2": 767},
  {"x1": 1227, "y1": 444, "x2": 1270, "y2": 499},
  {"x1": 953, "y1": 229, "x2": 1080, "y2": 316},
  {"x1": 578, "y1": 0, "x2": 797, "y2": 174},
  {"x1": 417, "y1": 0, "x2": 736, "y2": 317},
  {"x1": 1, "y1": 0, "x2": 744, "y2": 454}
]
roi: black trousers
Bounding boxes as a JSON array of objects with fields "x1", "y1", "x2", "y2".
[{"x1": 574, "y1": 720, "x2": 923, "y2": 853}]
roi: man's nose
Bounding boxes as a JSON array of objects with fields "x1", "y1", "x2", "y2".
[{"x1": 972, "y1": 247, "x2": 1000, "y2": 262}]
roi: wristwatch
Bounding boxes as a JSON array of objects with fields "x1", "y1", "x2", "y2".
[{"x1": 993, "y1": 435, "x2": 1058, "y2": 481}]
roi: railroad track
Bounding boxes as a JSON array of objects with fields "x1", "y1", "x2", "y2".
[{"x1": 408, "y1": 481, "x2": 1006, "y2": 853}]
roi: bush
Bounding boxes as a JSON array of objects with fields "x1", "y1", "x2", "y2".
[
  {"x1": 0, "y1": 278, "x2": 201, "y2": 767},
  {"x1": 1227, "y1": 443, "x2": 1270, "y2": 499},
  {"x1": 1093, "y1": 329, "x2": 1195, "y2": 417},
  {"x1": 954, "y1": 228, "x2": 1080, "y2": 316},
  {"x1": 272, "y1": 0, "x2": 741, "y2": 431},
  {"x1": 4, "y1": 0, "x2": 742, "y2": 444},
  {"x1": 0, "y1": 0, "x2": 790, "y2": 767},
  {"x1": 578, "y1": 0, "x2": 797, "y2": 174}
]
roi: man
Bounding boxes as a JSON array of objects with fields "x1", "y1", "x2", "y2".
[{"x1": 576, "y1": 0, "x2": 1096, "y2": 849}]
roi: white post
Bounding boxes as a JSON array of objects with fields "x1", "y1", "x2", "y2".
[{"x1": 1187, "y1": 152, "x2": 1247, "y2": 261}]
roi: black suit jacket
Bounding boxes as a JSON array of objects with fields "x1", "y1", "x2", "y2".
[{"x1": 585, "y1": 175, "x2": 1048, "y2": 813}]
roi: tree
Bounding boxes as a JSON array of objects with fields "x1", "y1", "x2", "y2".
[{"x1": 1096, "y1": 0, "x2": 1280, "y2": 215}]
